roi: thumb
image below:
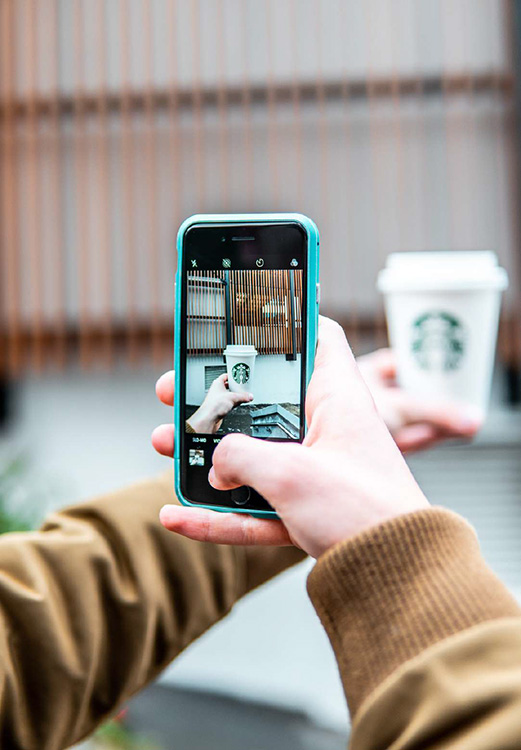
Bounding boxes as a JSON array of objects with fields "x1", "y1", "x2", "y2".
[{"x1": 209, "y1": 434, "x2": 297, "y2": 498}]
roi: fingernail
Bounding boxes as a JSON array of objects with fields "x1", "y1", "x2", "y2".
[
  {"x1": 159, "y1": 504, "x2": 176, "y2": 523},
  {"x1": 208, "y1": 467, "x2": 216, "y2": 487},
  {"x1": 458, "y1": 407, "x2": 483, "y2": 430}
]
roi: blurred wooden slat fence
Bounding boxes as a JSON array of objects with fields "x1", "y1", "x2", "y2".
[
  {"x1": 0, "y1": 0, "x2": 520, "y2": 382},
  {"x1": 187, "y1": 269, "x2": 302, "y2": 356}
]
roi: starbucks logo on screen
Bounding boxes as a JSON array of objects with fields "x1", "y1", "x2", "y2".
[
  {"x1": 411, "y1": 311, "x2": 466, "y2": 371},
  {"x1": 232, "y1": 362, "x2": 250, "y2": 384}
]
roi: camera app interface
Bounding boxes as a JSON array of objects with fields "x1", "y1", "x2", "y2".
[{"x1": 181, "y1": 224, "x2": 307, "y2": 485}]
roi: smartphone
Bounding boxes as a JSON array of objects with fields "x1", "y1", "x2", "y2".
[{"x1": 174, "y1": 213, "x2": 319, "y2": 517}]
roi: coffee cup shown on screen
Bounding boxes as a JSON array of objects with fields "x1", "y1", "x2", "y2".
[
  {"x1": 223, "y1": 344, "x2": 258, "y2": 396},
  {"x1": 377, "y1": 251, "x2": 508, "y2": 416}
]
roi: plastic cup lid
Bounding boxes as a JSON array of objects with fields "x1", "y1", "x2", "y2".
[
  {"x1": 377, "y1": 251, "x2": 509, "y2": 293},
  {"x1": 223, "y1": 344, "x2": 258, "y2": 356}
]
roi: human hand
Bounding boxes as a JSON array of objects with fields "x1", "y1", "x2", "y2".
[
  {"x1": 357, "y1": 349, "x2": 482, "y2": 453},
  {"x1": 186, "y1": 373, "x2": 253, "y2": 434},
  {"x1": 155, "y1": 318, "x2": 429, "y2": 558}
]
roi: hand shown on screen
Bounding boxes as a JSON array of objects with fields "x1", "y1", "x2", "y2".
[
  {"x1": 186, "y1": 373, "x2": 253, "y2": 434},
  {"x1": 357, "y1": 349, "x2": 482, "y2": 453},
  {"x1": 153, "y1": 317, "x2": 430, "y2": 558}
]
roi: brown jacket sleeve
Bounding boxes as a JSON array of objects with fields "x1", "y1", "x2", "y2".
[
  {"x1": 307, "y1": 508, "x2": 521, "y2": 749},
  {"x1": 0, "y1": 472, "x2": 305, "y2": 749}
]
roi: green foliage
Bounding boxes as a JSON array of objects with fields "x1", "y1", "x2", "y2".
[
  {"x1": 94, "y1": 718, "x2": 159, "y2": 750},
  {"x1": 0, "y1": 454, "x2": 42, "y2": 533}
]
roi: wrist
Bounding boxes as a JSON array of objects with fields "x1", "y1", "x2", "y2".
[{"x1": 307, "y1": 507, "x2": 520, "y2": 717}]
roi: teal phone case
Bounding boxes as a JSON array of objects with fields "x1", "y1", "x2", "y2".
[{"x1": 174, "y1": 213, "x2": 320, "y2": 518}]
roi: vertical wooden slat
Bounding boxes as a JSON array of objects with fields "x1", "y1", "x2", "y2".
[
  {"x1": 236, "y1": 271, "x2": 240, "y2": 347},
  {"x1": 190, "y1": 0, "x2": 205, "y2": 208},
  {"x1": 250, "y1": 270, "x2": 255, "y2": 349},
  {"x1": 73, "y1": 0, "x2": 90, "y2": 367},
  {"x1": 289, "y1": 0, "x2": 303, "y2": 206},
  {"x1": 253, "y1": 269, "x2": 259, "y2": 351},
  {"x1": 389, "y1": 6, "x2": 407, "y2": 255},
  {"x1": 119, "y1": 0, "x2": 138, "y2": 363},
  {"x1": 195, "y1": 272, "x2": 199, "y2": 356},
  {"x1": 280, "y1": 270, "x2": 285, "y2": 354},
  {"x1": 95, "y1": 0, "x2": 113, "y2": 366},
  {"x1": 412, "y1": 0, "x2": 428, "y2": 254},
  {"x1": 239, "y1": 0, "x2": 254, "y2": 208},
  {"x1": 166, "y1": 0, "x2": 180, "y2": 363},
  {"x1": 252, "y1": 269, "x2": 258, "y2": 352},
  {"x1": 502, "y1": 0, "x2": 521, "y2": 374},
  {"x1": 440, "y1": 0, "x2": 458, "y2": 248},
  {"x1": 296, "y1": 270, "x2": 302, "y2": 352},
  {"x1": 167, "y1": 0, "x2": 181, "y2": 237},
  {"x1": 143, "y1": 0, "x2": 162, "y2": 364},
  {"x1": 210, "y1": 273, "x2": 213, "y2": 354},
  {"x1": 265, "y1": 0, "x2": 279, "y2": 204},
  {"x1": 338, "y1": 0, "x2": 360, "y2": 350},
  {"x1": 1, "y1": 0, "x2": 22, "y2": 374},
  {"x1": 26, "y1": 0, "x2": 44, "y2": 370},
  {"x1": 220, "y1": 272, "x2": 225, "y2": 351},
  {"x1": 229, "y1": 271, "x2": 234, "y2": 348},
  {"x1": 268, "y1": 270, "x2": 273, "y2": 354},
  {"x1": 258, "y1": 271, "x2": 263, "y2": 353},
  {"x1": 364, "y1": 2, "x2": 388, "y2": 350},
  {"x1": 274, "y1": 270, "x2": 279, "y2": 353},
  {"x1": 238, "y1": 271, "x2": 244, "y2": 345},
  {"x1": 216, "y1": 0, "x2": 230, "y2": 209},
  {"x1": 315, "y1": 0, "x2": 329, "y2": 228},
  {"x1": 49, "y1": 0, "x2": 66, "y2": 369}
]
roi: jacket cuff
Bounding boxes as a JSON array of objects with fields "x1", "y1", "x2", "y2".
[{"x1": 307, "y1": 508, "x2": 520, "y2": 717}]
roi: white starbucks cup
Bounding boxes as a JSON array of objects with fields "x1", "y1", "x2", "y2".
[
  {"x1": 223, "y1": 344, "x2": 258, "y2": 395},
  {"x1": 377, "y1": 251, "x2": 508, "y2": 417}
]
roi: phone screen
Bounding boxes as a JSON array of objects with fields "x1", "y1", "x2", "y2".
[{"x1": 179, "y1": 222, "x2": 308, "y2": 511}]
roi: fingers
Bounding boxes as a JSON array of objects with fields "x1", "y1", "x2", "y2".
[
  {"x1": 156, "y1": 370, "x2": 175, "y2": 406},
  {"x1": 393, "y1": 423, "x2": 439, "y2": 454},
  {"x1": 151, "y1": 423, "x2": 174, "y2": 457},
  {"x1": 359, "y1": 349, "x2": 397, "y2": 383},
  {"x1": 159, "y1": 505, "x2": 292, "y2": 546},
  {"x1": 398, "y1": 394, "x2": 483, "y2": 436},
  {"x1": 230, "y1": 391, "x2": 253, "y2": 406},
  {"x1": 209, "y1": 434, "x2": 298, "y2": 497}
]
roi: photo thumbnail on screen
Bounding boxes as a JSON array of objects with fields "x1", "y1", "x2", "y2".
[{"x1": 185, "y1": 269, "x2": 304, "y2": 439}]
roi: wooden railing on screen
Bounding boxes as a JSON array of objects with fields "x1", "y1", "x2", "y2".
[{"x1": 187, "y1": 270, "x2": 303, "y2": 357}]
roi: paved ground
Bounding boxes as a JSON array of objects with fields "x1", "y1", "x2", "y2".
[{"x1": 125, "y1": 684, "x2": 348, "y2": 750}]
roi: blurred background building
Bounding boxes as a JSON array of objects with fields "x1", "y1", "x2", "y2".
[{"x1": 1, "y1": 2, "x2": 521, "y2": 748}]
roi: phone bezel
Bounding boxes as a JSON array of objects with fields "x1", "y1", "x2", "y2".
[{"x1": 174, "y1": 213, "x2": 319, "y2": 518}]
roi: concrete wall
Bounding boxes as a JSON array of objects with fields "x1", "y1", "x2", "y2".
[{"x1": 187, "y1": 354, "x2": 301, "y2": 405}]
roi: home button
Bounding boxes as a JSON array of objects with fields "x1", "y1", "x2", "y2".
[{"x1": 231, "y1": 487, "x2": 251, "y2": 506}]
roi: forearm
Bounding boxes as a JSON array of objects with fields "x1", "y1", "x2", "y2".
[
  {"x1": 307, "y1": 508, "x2": 521, "y2": 749},
  {"x1": 0, "y1": 472, "x2": 305, "y2": 749}
]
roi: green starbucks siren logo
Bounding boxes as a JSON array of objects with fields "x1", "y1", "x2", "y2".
[
  {"x1": 232, "y1": 362, "x2": 250, "y2": 384},
  {"x1": 411, "y1": 311, "x2": 466, "y2": 371}
]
